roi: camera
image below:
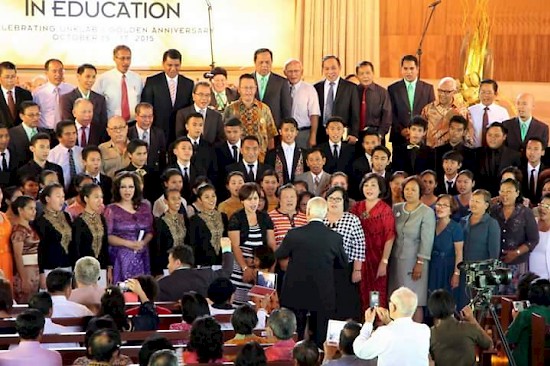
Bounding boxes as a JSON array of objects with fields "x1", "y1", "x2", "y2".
[
  {"x1": 117, "y1": 281, "x2": 130, "y2": 292},
  {"x1": 458, "y1": 259, "x2": 512, "y2": 289}
]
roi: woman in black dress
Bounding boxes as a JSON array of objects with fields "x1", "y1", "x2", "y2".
[{"x1": 72, "y1": 183, "x2": 111, "y2": 283}]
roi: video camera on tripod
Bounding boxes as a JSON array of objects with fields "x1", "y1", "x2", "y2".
[{"x1": 458, "y1": 259, "x2": 512, "y2": 291}]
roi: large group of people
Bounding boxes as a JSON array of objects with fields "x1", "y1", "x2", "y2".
[{"x1": 0, "y1": 44, "x2": 548, "y2": 366}]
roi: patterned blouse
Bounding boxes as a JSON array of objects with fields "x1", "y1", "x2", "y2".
[
  {"x1": 421, "y1": 100, "x2": 473, "y2": 148},
  {"x1": 268, "y1": 209, "x2": 308, "y2": 247},
  {"x1": 324, "y1": 212, "x2": 366, "y2": 262}
]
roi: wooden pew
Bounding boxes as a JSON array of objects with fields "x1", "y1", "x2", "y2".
[
  {"x1": 8, "y1": 301, "x2": 182, "y2": 316},
  {"x1": 531, "y1": 313, "x2": 550, "y2": 366}
]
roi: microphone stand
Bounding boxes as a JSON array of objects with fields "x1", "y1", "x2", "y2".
[
  {"x1": 205, "y1": 0, "x2": 215, "y2": 69},
  {"x1": 416, "y1": 2, "x2": 440, "y2": 79}
]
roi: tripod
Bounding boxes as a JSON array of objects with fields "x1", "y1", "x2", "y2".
[{"x1": 470, "y1": 288, "x2": 517, "y2": 366}]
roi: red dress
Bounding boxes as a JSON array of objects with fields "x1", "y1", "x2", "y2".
[{"x1": 350, "y1": 200, "x2": 396, "y2": 310}]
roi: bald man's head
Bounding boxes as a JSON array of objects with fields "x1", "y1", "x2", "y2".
[
  {"x1": 516, "y1": 93, "x2": 535, "y2": 120},
  {"x1": 306, "y1": 197, "x2": 327, "y2": 221},
  {"x1": 390, "y1": 287, "x2": 418, "y2": 318}
]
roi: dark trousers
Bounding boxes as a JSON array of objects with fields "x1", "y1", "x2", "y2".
[{"x1": 289, "y1": 307, "x2": 332, "y2": 348}]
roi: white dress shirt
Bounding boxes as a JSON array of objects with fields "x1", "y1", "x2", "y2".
[
  {"x1": 443, "y1": 174, "x2": 458, "y2": 193},
  {"x1": 468, "y1": 103, "x2": 510, "y2": 147},
  {"x1": 528, "y1": 162, "x2": 541, "y2": 191},
  {"x1": 92, "y1": 68, "x2": 143, "y2": 120},
  {"x1": 1, "y1": 86, "x2": 16, "y2": 105},
  {"x1": 290, "y1": 81, "x2": 321, "y2": 129},
  {"x1": 281, "y1": 142, "x2": 296, "y2": 180},
  {"x1": 353, "y1": 317, "x2": 430, "y2": 366},
  {"x1": 136, "y1": 125, "x2": 151, "y2": 146},
  {"x1": 51, "y1": 295, "x2": 93, "y2": 332},
  {"x1": 33, "y1": 81, "x2": 74, "y2": 129},
  {"x1": 42, "y1": 318, "x2": 79, "y2": 350},
  {"x1": 74, "y1": 121, "x2": 90, "y2": 147},
  {"x1": 48, "y1": 144, "x2": 83, "y2": 188}
]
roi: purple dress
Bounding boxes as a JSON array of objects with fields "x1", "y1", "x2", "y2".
[{"x1": 104, "y1": 203, "x2": 153, "y2": 283}]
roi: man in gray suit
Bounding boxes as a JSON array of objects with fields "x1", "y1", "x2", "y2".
[
  {"x1": 295, "y1": 148, "x2": 331, "y2": 196},
  {"x1": 174, "y1": 81, "x2": 224, "y2": 144},
  {"x1": 252, "y1": 48, "x2": 292, "y2": 128},
  {"x1": 503, "y1": 93, "x2": 549, "y2": 152}
]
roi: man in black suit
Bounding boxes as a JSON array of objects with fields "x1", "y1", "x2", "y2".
[
  {"x1": 318, "y1": 117, "x2": 355, "y2": 176},
  {"x1": 17, "y1": 132, "x2": 64, "y2": 186},
  {"x1": 167, "y1": 137, "x2": 206, "y2": 202},
  {"x1": 392, "y1": 116, "x2": 435, "y2": 175},
  {"x1": 82, "y1": 145, "x2": 113, "y2": 204},
  {"x1": 503, "y1": 93, "x2": 549, "y2": 152},
  {"x1": 252, "y1": 48, "x2": 292, "y2": 128},
  {"x1": 181, "y1": 113, "x2": 218, "y2": 184},
  {"x1": 59, "y1": 64, "x2": 108, "y2": 129},
  {"x1": 388, "y1": 55, "x2": 435, "y2": 147},
  {"x1": 215, "y1": 118, "x2": 243, "y2": 198},
  {"x1": 476, "y1": 122, "x2": 522, "y2": 196},
  {"x1": 434, "y1": 115, "x2": 476, "y2": 176},
  {"x1": 174, "y1": 81, "x2": 224, "y2": 144},
  {"x1": 225, "y1": 136, "x2": 272, "y2": 183},
  {"x1": 9, "y1": 101, "x2": 48, "y2": 168},
  {"x1": 521, "y1": 137, "x2": 547, "y2": 204},
  {"x1": 0, "y1": 125, "x2": 17, "y2": 188},
  {"x1": 128, "y1": 102, "x2": 166, "y2": 172},
  {"x1": 435, "y1": 150, "x2": 462, "y2": 196},
  {"x1": 314, "y1": 56, "x2": 360, "y2": 144},
  {"x1": 141, "y1": 49, "x2": 193, "y2": 143},
  {"x1": 158, "y1": 242, "x2": 234, "y2": 301},
  {"x1": 72, "y1": 98, "x2": 108, "y2": 147},
  {"x1": 0, "y1": 62, "x2": 32, "y2": 128},
  {"x1": 276, "y1": 197, "x2": 348, "y2": 346}
]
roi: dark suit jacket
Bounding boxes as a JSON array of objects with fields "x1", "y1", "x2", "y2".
[
  {"x1": 0, "y1": 148, "x2": 18, "y2": 188},
  {"x1": 157, "y1": 252, "x2": 234, "y2": 301},
  {"x1": 209, "y1": 87, "x2": 239, "y2": 112},
  {"x1": 475, "y1": 146, "x2": 522, "y2": 196},
  {"x1": 314, "y1": 79, "x2": 360, "y2": 143},
  {"x1": 190, "y1": 139, "x2": 218, "y2": 185},
  {"x1": 141, "y1": 72, "x2": 194, "y2": 143},
  {"x1": 0, "y1": 87, "x2": 32, "y2": 128},
  {"x1": 351, "y1": 155, "x2": 372, "y2": 199},
  {"x1": 166, "y1": 162, "x2": 206, "y2": 202},
  {"x1": 17, "y1": 160, "x2": 64, "y2": 187},
  {"x1": 174, "y1": 105, "x2": 225, "y2": 144},
  {"x1": 252, "y1": 72, "x2": 292, "y2": 128},
  {"x1": 276, "y1": 221, "x2": 348, "y2": 311},
  {"x1": 128, "y1": 126, "x2": 167, "y2": 172},
  {"x1": 214, "y1": 141, "x2": 241, "y2": 199},
  {"x1": 521, "y1": 163, "x2": 547, "y2": 204},
  {"x1": 96, "y1": 173, "x2": 113, "y2": 204},
  {"x1": 503, "y1": 117, "x2": 549, "y2": 152},
  {"x1": 435, "y1": 178, "x2": 459, "y2": 196},
  {"x1": 392, "y1": 144, "x2": 436, "y2": 176},
  {"x1": 319, "y1": 141, "x2": 355, "y2": 176},
  {"x1": 264, "y1": 145, "x2": 307, "y2": 184},
  {"x1": 388, "y1": 79, "x2": 435, "y2": 145},
  {"x1": 225, "y1": 161, "x2": 273, "y2": 183},
  {"x1": 8, "y1": 124, "x2": 49, "y2": 168},
  {"x1": 59, "y1": 88, "x2": 108, "y2": 127}
]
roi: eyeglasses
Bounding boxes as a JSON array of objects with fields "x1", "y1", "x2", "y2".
[
  {"x1": 194, "y1": 92, "x2": 211, "y2": 98},
  {"x1": 435, "y1": 203, "x2": 450, "y2": 208},
  {"x1": 437, "y1": 89, "x2": 455, "y2": 95},
  {"x1": 327, "y1": 197, "x2": 343, "y2": 203},
  {"x1": 108, "y1": 125, "x2": 127, "y2": 131}
]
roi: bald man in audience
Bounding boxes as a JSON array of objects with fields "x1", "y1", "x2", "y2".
[
  {"x1": 99, "y1": 116, "x2": 130, "y2": 178},
  {"x1": 421, "y1": 77, "x2": 473, "y2": 148},
  {"x1": 503, "y1": 93, "x2": 549, "y2": 152},
  {"x1": 353, "y1": 287, "x2": 430, "y2": 366}
]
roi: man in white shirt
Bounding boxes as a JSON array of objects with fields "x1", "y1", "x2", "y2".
[
  {"x1": 93, "y1": 45, "x2": 143, "y2": 122},
  {"x1": 47, "y1": 120, "x2": 82, "y2": 189},
  {"x1": 468, "y1": 79, "x2": 510, "y2": 147},
  {"x1": 47, "y1": 268, "x2": 93, "y2": 320},
  {"x1": 353, "y1": 286, "x2": 430, "y2": 366},
  {"x1": 32, "y1": 59, "x2": 74, "y2": 132},
  {"x1": 283, "y1": 59, "x2": 320, "y2": 149}
]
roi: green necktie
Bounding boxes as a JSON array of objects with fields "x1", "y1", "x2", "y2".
[
  {"x1": 215, "y1": 92, "x2": 225, "y2": 110},
  {"x1": 520, "y1": 122, "x2": 528, "y2": 141},
  {"x1": 259, "y1": 75, "x2": 268, "y2": 101},
  {"x1": 407, "y1": 82, "x2": 415, "y2": 112},
  {"x1": 30, "y1": 128, "x2": 37, "y2": 138}
]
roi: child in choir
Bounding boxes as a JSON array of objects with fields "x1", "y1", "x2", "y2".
[
  {"x1": 152, "y1": 168, "x2": 188, "y2": 218},
  {"x1": 82, "y1": 146, "x2": 113, "y2": 204},
  {"x1": 436, "y1": 150, "x2": 462, "y2": 195},
  {"x1": 392, "y1": 116, "x2": 435, "y2": 175},
  {"x1": 319, "y1": 117, "x2": 355, "y2": 176}
]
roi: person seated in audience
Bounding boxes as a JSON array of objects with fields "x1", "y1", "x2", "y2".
[
  {"x1": 3, "y1": 185, "x2": 23, "y2": 224},
  {"x1": 73, "y1": 316, "x2": 132, "y2": 366},
  {"x1": 65, "y1": 173, "x2": 94, "y2": 219},
  {"x1": 295, "y1": 148, "x2": 330, "y2": 197},
  {"x1": 436, "y1": 150, "x2": 462, "y2": 196},
  {"x1": 292, "y1": 340, "x2": 319, "y2": 366},
  {"x1": 188, "y1": 182, "x2": 228, "y2": 267},
  {"x1": 157, "y1": 240, "x2": 234, "y2": 302},
  {"x1": 506, "y1": 278, "x2": 550, "y2": 366},
  {"x1": 427, "y1": 289, "x2": 492, "y2": 366},
  {"x1": 264, "y1": 307, "x2": 297, "y2": 361},
  {"x1": 217, "y1": 171, "x2": 245, "y2": 219},
  {"x1": 152, "y1": 168, "x2": 188, "y2": 218},
  {"x1": 420, "y1": 170, "x2": 438, "y2": 208},
  {"x1": 392, "y1": 116, "x2": 435, "y2": 176},
  {"x1": 17, "y1": 133, "x2": 64, "y2": 189},
  {"x1": 352, "y1": 287, "x2": 430, "y2": 365},
  {"x1": 297, "y1": 191, "x2": 314, "y2": 214},
  {"x1": 207, "y1": 277, "x2": 236, "y2": 315},
  {"x1": 69, "y1": 256, "x2": 106, "y2": 313},
  {"x1": 260, "y1": 170, "x2": 280, "y2": 212},
  {"x1": 322, "y1": 320, "x2": 366, "y2": 366},
  {"x1": 0, "y1": 278, "x2": 15, "y2": 334},
  {"x1": 152, "y1": 188, "x2": 187, "y2": 276},
  {"x1": 226, "y1": 304, "x2": 270, "y2": 345},
  {"x1": 0, "y1": 309, "x2": 62, "y2": 366},
  {"x1": 169, "y1": 291, "x2": 210, "y2": 332},
  {"x1": 97, "y1": 287, "x2": 130, "y2": 331},
  {"x1": 384, "y1": 171, "x2": 407, "y2": 206},
  {"x1": 235, "y1": 342, "x2": 267, "y2": 366},
  {"x1": 138, "y1": 334, "x2": 175, "y2": 366},
  {"x1": 87, "y1": 329, "x2": 124, "y2": 366},
  {"x1": 125, "y1": 275, "x2": 171, "y2": 316},
  {"x1": 452, "y1": 169, "x2": 475, "y2": 222},
  {"x1": 47, "y1": 268, "x2": 93, "y2": 318},
  {"x1": 516, "y1": 272, "x2": 540, "y2": 301},
  {"x1": 148, "y1": 350, "x2": 179, "y2": 366},
  {"x1": 28, "y1": 292, "x2": 79, "y2": 349},
  {"x1": 184, "y1": 316, "x2": 226, "y2": 364},
  {"x1": 82, "y1": 145, "x2": 113, "y2": 204}
]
